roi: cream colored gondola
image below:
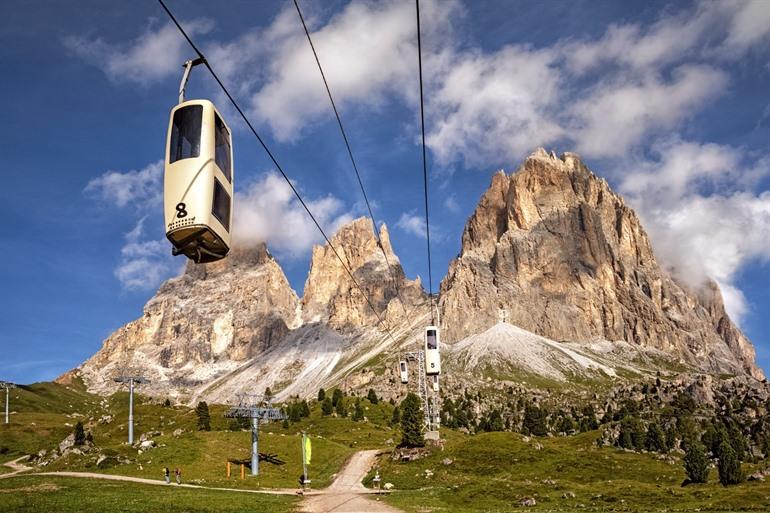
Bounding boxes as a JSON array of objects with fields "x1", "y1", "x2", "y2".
[
  {"x1": 431, "y1": 374, "x2": 439, "y2": 392},
  {"x1": 424, "y1": 325, "x2": 441, "y2": 375},
  {"x1": 164, "y1": 58, "x2": 233, "y2": 263},
  {"x1": 399, "y1": 360, "x2": 409, "y2": 384}
]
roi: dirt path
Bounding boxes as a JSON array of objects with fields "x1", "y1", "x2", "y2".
[
  {"x1": 300, "y1": 450, "x2": 402, "y2": 513},
  {"x1": 0, "y1": 457, "x2": 32, "y2": 479}
]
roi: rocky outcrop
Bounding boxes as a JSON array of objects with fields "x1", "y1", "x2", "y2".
[
  {"x1": 302, "y1": 217, "x2": 425, "y2": 330},
  {"x1": 439, "y1": 149, "x2": 763, "y2": 379},
  {"x1": 77, "y1": 244, "x2": 301, "y2": 396}
]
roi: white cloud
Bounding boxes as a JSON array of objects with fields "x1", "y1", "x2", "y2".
[
  {"x1": 233, "y1": 172, "x2": 354, "y2": 258},
  {"x1": 64, "y1": 19, "x2": 214, "y2": 85},
  {"x1": 396, "y1": 212, "x2": 427, "y2": 239},
  {"x1": 115, "y1": 217, "x2": 179, "y2": 291},
  {"x1": 250, "y1": 0, "x2": 427, "y2": 142},
  {"x1": 444, "y1": 194, "x2": 460, "y2": 214},
  {"x1": 426, "y1": 46, "x2": 564, "y2": 167},
  {"x1": 84, "y1": 160, "x2": 163, "y2": 209},
  {"x1": 569, "y1": 65, "x2": 728, "y2": 158},
  {"x1": 715, "y1": 0, "x2": 770, "y2": 58},
  {"x1": 619, "y1": 140, "x2": 770, "y2": 323}
]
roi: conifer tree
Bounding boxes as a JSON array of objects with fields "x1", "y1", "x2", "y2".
[
  {"x1": 353, "y1": 399, "x2": 365, "y2": 421},
  {"x1": 390, "y1": 405, "x2": 401, "y2": 426},
  {"x1": 367, "y1": 389, "x2": 379, "y2": 404},
  {"x1": 523, "y1": 404, "x2": 547, "y2": 436},
  {"x1": 317, "y1": 388, "x2": 326, "y2": 402},
  {"x1": 300, "y1": 400, "x2": 311, "y2": 418},
  {"x1": 196, "y1": 401, "x2": 211, "y2": 431},
  {"x1": 332, "y1": 388, "x2": 344, "y2": 407},
  {"x1": 645, "y1": 422, "x2": 667, "y2": 452},
  {"x1": 717, "y1": 439, "x2": 743, "y2": 486},
  {"x1": 335, "y1": 397, "x2": 347, "y2": 417},
  {"x1": 74, "y1": 421, "x2": 86, "y2": 446},
  {"x1": 399, "y1": 393, "x2": 425, "y2": 448},
  {"x1": 321, "y1": 397, "x2": 333, "y2": 416},
  {"x1": 684, "y1": 442, "x2": 710, "y2": 484}
]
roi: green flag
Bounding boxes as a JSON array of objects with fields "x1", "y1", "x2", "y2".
[{"x1": 303, "y1": 435, "x2": 312, "y2": 465}]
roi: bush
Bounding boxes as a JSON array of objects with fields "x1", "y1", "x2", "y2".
[
  {"x1": 717, "y1": 439, "x2": 743, "y2": 486},
  {"x1": 684, "y1": 442, "x2": 709, "y2": 483},
  {"x1": 399, "y1": 393, "x2": 425, "y2": 448}
]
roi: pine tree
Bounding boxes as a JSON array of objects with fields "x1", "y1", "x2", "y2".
[
  {"x1": 163, "y1": 398, "x2": 171, "y2": 407},
  {"x1": 74, "y1": 421, "x2": 86, "y2": 446},
  {"x1": 332, "y1": 388, "x2": 344, "y2": 407},
  {"x1": 321, "y1": 398, "x2": 333, "y2": 416},
  {"x1": 282, "y1": 418, "x2": 290, "y2": 429},
  {"x1": 645, "y1": 422, "x2": 667, "y2": 452},
  {"x1": 390, "y1": 405, "x2": 401, "y2": 426},
  {"x1": 300, "y1": 400, "x2": 310, "y2": 418},
  {"x1": 317, "y1": 388, "x2": 326, "y2": 402},
  {"x1": 289, "y1": 403, "x2": 302, "y2": 422},
  {"x1": 367, "y1": 389, "x2": 379, "y2": 405},
  {"x1": 264, "y1": 387, "x2": 273, "y2": 402},
  {"x1": 684, "y1": 442, "x2": 710, "y2": 484},
  {"x1": 523, "y1": 404, "x2": 547, "y2": 436},
  {"x1": 196, "y1": 401, "x2": 211, "y2": 431},
  {"x1": 352, "y1": 399, "x2": 365, "y2": 422},
  {"x1": 335, "y1": 398, "x2": 348, "y2": 417},
  {"x1": 86, "y1": 431, "x2": 94, "y2": 444},
  {"x1": 399, "y1": 393, "x2": 424, "y2": 448},
  {"x1": 558, "y1": 416, "x2": 575, "y2": 434},
  {"x1": 717, "y1": 439, "x2": 743, "y2": 485}
]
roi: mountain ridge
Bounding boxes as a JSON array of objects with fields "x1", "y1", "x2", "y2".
[{"x1": 62, "y1": 148, "x2": 764, "y2": 401}]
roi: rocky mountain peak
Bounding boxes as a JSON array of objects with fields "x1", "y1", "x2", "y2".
[
  {"x1": 441, "y1": 149, "x2": 763, "y2": 379},
  {"x1": 301, "y1": 217, "x2": 424, "y2": 330}
]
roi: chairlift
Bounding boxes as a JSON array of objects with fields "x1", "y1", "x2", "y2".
[
  {"x1": 424, "y1": 325, "x2": 441, "y2": 375},
  {"x1": 399, "y1": 360, "x2": 408, "y2": 384},
  {"x1": 164, "y1": 58, "x2": 233, "y2": 263}
]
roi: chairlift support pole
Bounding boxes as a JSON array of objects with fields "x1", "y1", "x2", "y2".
[
  {"x1": 113, "y1": 375, "x2": 149, "y2": 445},
  {"x1": 225, "y1": 393, "x2": 286, "y2": 477},
  {"x1": 1, "y1": 382, "x2": 15, "y2": 425}
]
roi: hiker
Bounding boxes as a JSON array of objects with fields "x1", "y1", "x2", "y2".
[
  {"x1": 175, "y1": 467, "x2": 182, "y2": 485},
  {"x1": 164, "y1": 467, "x2": 170, "y2": 484}
]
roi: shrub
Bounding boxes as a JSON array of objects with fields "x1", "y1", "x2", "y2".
[{"x1": 390, "y1": 405, "x2": 401, "y2": 426}]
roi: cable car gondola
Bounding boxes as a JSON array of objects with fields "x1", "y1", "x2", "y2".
[
  {"x1": 399, "y1": 360, "x2": 409, "y2": 384},
  {"x1": 432, "y1": 374, "x2": 439, "y2": 392},
  {"x1": 424, "y1": 325, "x2": 441, "y2": 375},
  {"x1": 164, "y1": 58, "x2": 233, "y2": 263}
]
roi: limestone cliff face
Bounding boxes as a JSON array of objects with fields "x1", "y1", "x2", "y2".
[
  {"x1": 78, "y1": 245, "x2": 301, "y2": 394},
  {"x1": 439, "y1": 149, "x2": 763, "y2": 379},
  {"x1": 301, "y1": 217, "x2": 425, "y2": 331}
]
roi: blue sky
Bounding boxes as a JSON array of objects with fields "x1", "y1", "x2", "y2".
[{"x1": 1, "y1": 0, "x2": 768, "y2": 384}]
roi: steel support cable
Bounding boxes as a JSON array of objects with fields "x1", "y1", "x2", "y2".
[
  {"x1": 292, "y1": 0, "x2": 415, "y2": 327},
  {"x1": 415, "y1": 0, "x2": 436, "y2": 324},
  {"x1": 157, "y1": 0, "x2": 401, "y2": 346}
]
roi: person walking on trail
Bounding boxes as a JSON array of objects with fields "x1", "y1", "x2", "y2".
[
  {"x1": 164, "y1": 467, "x2": 170, "y2": 484},
  {"x1": 175, "y1": 467, "x2": 182, "y2": 485}
]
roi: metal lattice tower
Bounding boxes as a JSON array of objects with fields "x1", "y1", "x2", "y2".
[
  {"x1": 404, "y1": 351, "x2": 439, "y2": 432},
  {"x1": 0, "y1": 381, "x2": 16, "y2": 425},
  {"x1": 225, "y1": 393, "x2": 286, "y2": 476},
  {"x1": 113, "y1": 373, "x2": 149, "y2": 445}
]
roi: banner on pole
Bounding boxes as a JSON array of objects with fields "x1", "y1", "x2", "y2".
[{"x1": 303, "y1": 435, "x2": 312, "y2": 465}]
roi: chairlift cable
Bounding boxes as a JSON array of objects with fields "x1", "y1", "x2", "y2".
[
  {"x1": 292, "y1": 0, "x2": 414, "y2": 326},
  {"x1": 415, "y1": 0, "x2": 436, "y2": 324},
  {"x1": 157, "y1": 0, "x2": 401, "y2": 346}
]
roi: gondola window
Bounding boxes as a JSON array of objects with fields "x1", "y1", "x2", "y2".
[
  {"x1": 169, "y1": 105, "x2": 202, "y2": 163},
  {"x1": 214, "y1": 113, "x2": 231, "y2": 182},
  {"x1": 212, "y1": 179, "x2": 231, "y2": 231}
]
